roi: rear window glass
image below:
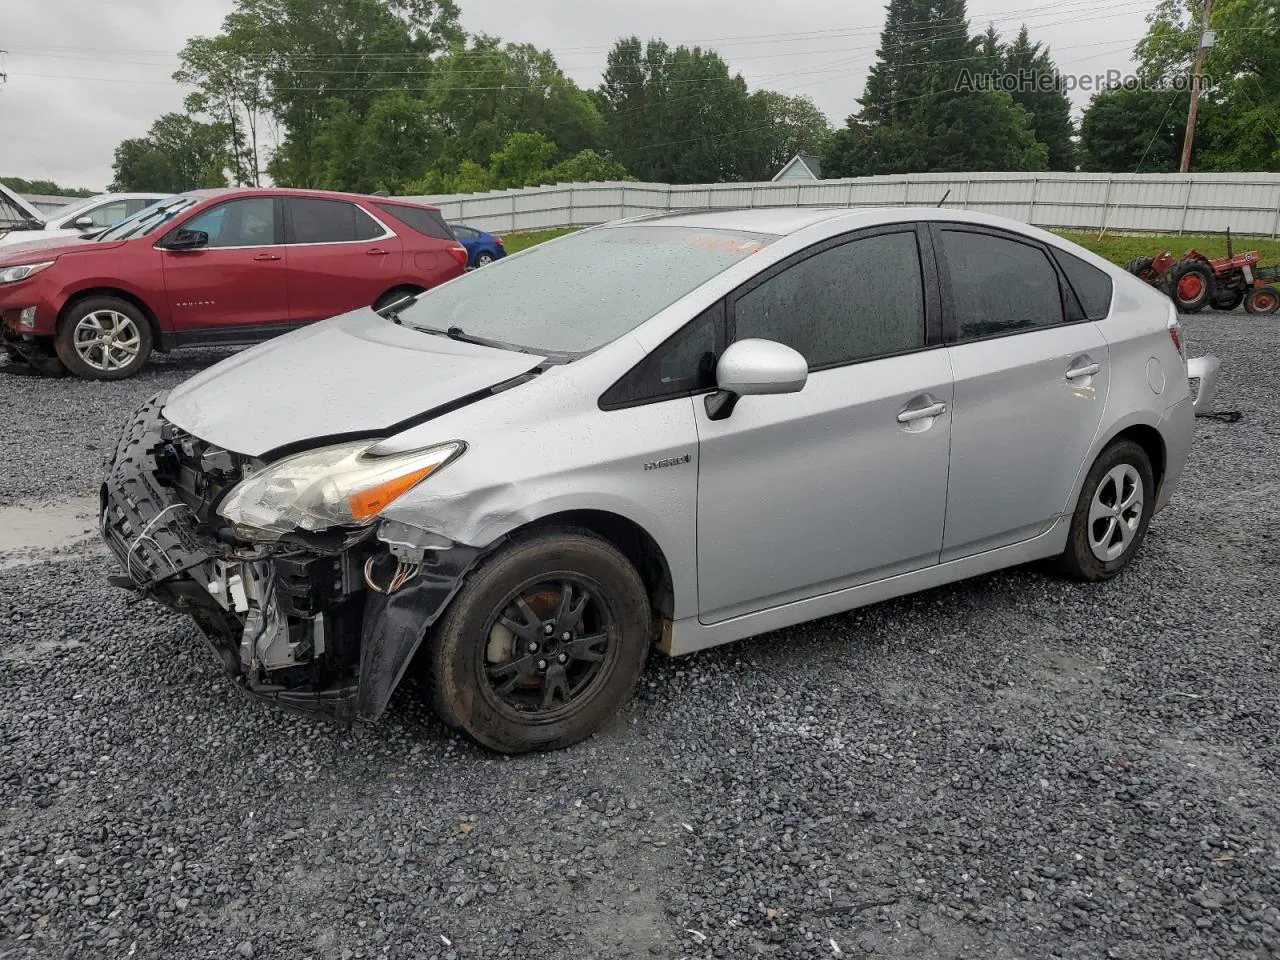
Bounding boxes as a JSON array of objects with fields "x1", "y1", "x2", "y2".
[
  {"x1": 398, "y1": 226, "x2": 774, "y2": 355},
  {"x1": 286, "y1": 198, "x2": 383, "y2": 244},
  {"x1": 1054, "y1": 249, "x2": 1114, "y2": 321},
  {"x1": 376, "y1": 203, "x2": 454, "y2": 240}
]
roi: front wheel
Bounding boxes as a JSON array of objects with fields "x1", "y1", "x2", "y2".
[
  {"x1": 429, "y1": 530, "x2": 651, "y2": 753},
  {"x1": 54, "y1": 297, "x2": 153, "y2": 380},
  {"x1": 1057, "y1": 440, "x2": 1155, "y2": 582},
  {"x1": 1244, "y1": 286, "x2": 1280, "y2": 316}
]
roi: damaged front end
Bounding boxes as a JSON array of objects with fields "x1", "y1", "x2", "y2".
[{"x1": 100, "y1": 393, "x2": 481, "y2": 723}]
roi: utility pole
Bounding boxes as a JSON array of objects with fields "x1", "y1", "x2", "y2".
[{"x1": 1178, "y1": 0, "x2": 1214, "y2": 173}]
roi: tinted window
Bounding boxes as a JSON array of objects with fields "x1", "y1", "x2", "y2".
[
  {"x1": 180, "y1": 198, "x2": 277, "y2": 248},
  {"x1": 732, "y1": 231, "x2": 925, "y2": 368},
  {"x1": 376, "y1": 203, "x2": 454, "y2": 240},
  {"x1": 451, "y1": 225, "x2": 477, "y2": 240},
  {"x1": 286, "y1": 198, "x2": 383, "y2": 244},
  {"x1": 1054, "y1": 248, "x2": 1114, "y2": 321},
  {"x1": 601, "y1": 303, "x2": 724, "y2": 408},
  {"x1": 397, "y1": 226, "x2": 771, "y2": 355},
  {"x1": 941, "y1": 230, "x2": 1064, "y2": 340}
]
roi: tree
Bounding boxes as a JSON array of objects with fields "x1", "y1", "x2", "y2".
[
  {"x1": 488, "y1": 132, "x2": 558, "y2": 188},
  {"x1": 1001, "y1": 26, "x2": 1077, "y2": 170},
  {"x1": 825, "y1": 0, "x2": 1048, "y2": 177},
  {"x1": 0, "y1": 177, "x2": 95, "y2": 197},
  {"x1": 742, "y1": 91, "x2": 833, "y2": 180},
  {"x1": 109, "y1": 114, "x2": 231, "y2": 192},
  {"x1": 1079, "y1": 87, "x2": 1194, "y2": 172},
  {"x1": 428, "y1": 37, "x2": 603, "y2": 172},
  {"x1": 546, "y1": 149, "x2": 632, "y2": 183},
  {"x1": 174, "y1": 33, "x2": 271, "y2": 185}
]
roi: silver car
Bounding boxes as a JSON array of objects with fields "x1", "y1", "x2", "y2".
[{"x1": 101, "y1": 208, "x2": 1214, "y2": 753}]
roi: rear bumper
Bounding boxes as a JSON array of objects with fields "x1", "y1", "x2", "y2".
[{"x1": 1186, "y1": 355, "x2": 1220, "y2": 417}]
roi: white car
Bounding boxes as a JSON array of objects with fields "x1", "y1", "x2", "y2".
[{"x1": 0, "y1": 185, "x2": 169, "y2": 247}]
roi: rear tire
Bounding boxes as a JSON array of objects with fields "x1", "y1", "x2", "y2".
[
  {"x1": 54, "y1": 296, "x2": 153, "y2": 380},
  {"x1": 475, "y1": 252, "x2": 495, "y2": 267},
  {"x1": 1057, "y1": 440, "x2": 1155, "y2": 583},
  {"x1": 1167, "y1": 259, "x2": 1215, "y2": 313},
  {"x1": 374, "y1": 286, "x2": 423, "y2": 312},
  {"x1": 429, "y1": 529, "x2": 651, "y2": 754},
  {"x1": 1244, "y1": 286, "x2": 1280, "y2": 316}
]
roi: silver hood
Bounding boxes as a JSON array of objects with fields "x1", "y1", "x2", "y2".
[{"x1": 163, "y1": 308, "x2": 545, "y2": 457}]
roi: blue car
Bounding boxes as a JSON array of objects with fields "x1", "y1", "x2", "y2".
[{"x1": 449, "y1": 223, "x2": 506, "y2": 268}]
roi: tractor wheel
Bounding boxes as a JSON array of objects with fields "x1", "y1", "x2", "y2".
[
  {"x1": 1244, "y1": 286, "x2": 1280, "y2": 316},
  {"x1": 1210, "y1": 289, "x2": 1245, "y2": 312},
  {"x1": 1125, "y1": 256, "x2": 1159, "y2": 284},
  {"x1": 1168, "y1": 259, "x2": 1215, "y2": 313}
]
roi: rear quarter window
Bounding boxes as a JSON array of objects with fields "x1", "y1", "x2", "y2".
[
  {"x1": 1053, "y1": 249, "x2": 1114, "y2": 321},
  {"x1": 375, "y1": 203, "x2": 455, "y2": 241}
]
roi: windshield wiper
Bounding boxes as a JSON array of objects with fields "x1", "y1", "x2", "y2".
[{"x1": 375, "y1": 292, "x2": 420, "y2": 324}]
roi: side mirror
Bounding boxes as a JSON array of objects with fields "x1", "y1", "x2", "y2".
[
  {"x1": 706, "y1": 338, "x2": 808, "y2": 421},
  {"x1": 162, "y1": 229, "x2": 209, "y2": 251},
  {"x1": 74, "y1": 216, "x2": 96, "y2": 229}
]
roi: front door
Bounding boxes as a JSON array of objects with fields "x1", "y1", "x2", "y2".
[
  {"x1": 932, "y1": 224, "x2": 1111, "y2": 560},
  {"x1": 159, "y1": 196, "x2": 289, "y2": 333},
  {"x1": 695, "y1": 225, "x2": 953, "y2": 623},
  {"x1": 281, "y1": 197, "x2": 402, "y2": 325}
]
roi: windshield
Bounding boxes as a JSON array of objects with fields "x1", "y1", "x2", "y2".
[
  {"x1": 51, "y1": 195, "x2": 108, "y2": 223},
  {"x1": 398, "y1": 225, "x2": 773, "y2": 355},
  {"x1": 97, "y1": 197, "x2": 200, "y2": 241}
]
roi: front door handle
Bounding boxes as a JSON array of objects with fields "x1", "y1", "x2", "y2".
[
  {"x1": 1066, "y1": 362, "x2": 1101, "y2": 380},
  {"x1": 253, "y1": 253, "x2": 281, "y2": 262},
  {"x1": 897, "y1": 401, "x2": 947, "y2": 423},
  {"x1": 367, "y1": 248, "x2": 390, "y2": 257}
]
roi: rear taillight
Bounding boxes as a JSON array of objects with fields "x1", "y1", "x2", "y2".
[
  {"x1": 447, "y1": 244, "x2": 468, "y2": 267},
  {"x1": 1169, "y1": 325, "x2": 1183, "y2": 357},
  {"x1": 495, "y1": 236, "x2": 504, "y2": 246}
]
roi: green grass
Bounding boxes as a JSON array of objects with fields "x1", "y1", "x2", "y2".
[
  {"x1": 501, "y1": 225, "x2": 1280, "y2": 269},
  {"x1": 502, "y1": 228, "x2": 577, "y2": 254}
]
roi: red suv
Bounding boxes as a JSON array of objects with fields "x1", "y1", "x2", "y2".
[{"x1": 0, "y1": 188, "x2": 468, "y2": 379}]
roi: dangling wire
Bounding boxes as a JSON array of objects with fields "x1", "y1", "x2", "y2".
[{"x1": 363, "y1": 556, "x2": 423, "y2": 594}]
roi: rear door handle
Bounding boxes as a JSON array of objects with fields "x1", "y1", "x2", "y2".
[
  {"x1": 367, "y1": 248, "x2": 390, "y2": 256},
  {"x1": 897, "y1": 401, "x2": 947, "y2": 423},
  {"x1": 1066, "y1": 362, "x2": 1100, "y2": 380},
  {"x1": 253, "y1": 253, "x2": 281, "y2": 262}
]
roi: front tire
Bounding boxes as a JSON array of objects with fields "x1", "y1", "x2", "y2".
[
  {"x1": 1244, "y1": 286, "x2": 1280, "y2": 316},
  {"x1": 55, "y1": 297, "x2": 153, "y2": 380},
  {"x1": 429, "y1": 530, "x2": 651, "y2": 753},
  {"x1": 1057, "y1": 440, "x2": 1155, "y2": 582}
]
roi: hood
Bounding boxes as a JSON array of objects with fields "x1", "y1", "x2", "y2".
[
  {"x1": 0, "y1": 234, "x2": 125, "y2": 261},
  {"x1": 163, "y1": 307, "x2": 546, "y2": 457}
]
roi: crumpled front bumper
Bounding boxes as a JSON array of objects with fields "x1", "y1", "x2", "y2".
[
  {"x1": 1186, "y1": 355, "x2": 1221, "y2": 417},
  {"x1": 100, "y1": 394, "x2": 482, "y2": 725}
]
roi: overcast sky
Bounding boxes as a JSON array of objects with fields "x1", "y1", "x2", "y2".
[{"x1": 0, "y1": 0, "x2": 1155, "y2": 190}]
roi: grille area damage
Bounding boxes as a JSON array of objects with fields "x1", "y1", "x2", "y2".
[{"x1": 100, "y1": 392, "x2": 481, "y2": 723}]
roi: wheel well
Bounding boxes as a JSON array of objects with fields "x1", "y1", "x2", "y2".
[
  {"x1": 57, "y1": 288, "x2": 162, "y2": 348},
  {"x1": 523, "y1": 510, "x2": 675, "y2": 624},
  {"x1": 1110, "y1": 424, "x2": 1166, "y2": 492}
]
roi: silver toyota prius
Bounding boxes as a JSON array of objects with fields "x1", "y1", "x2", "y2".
[{"x1": 101, "y1": 207, "x2": 1215, "y2": 753}]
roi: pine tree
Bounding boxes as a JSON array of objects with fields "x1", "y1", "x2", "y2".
[{"x1": 1003, "y1": 25, "x2": 1078, "y2": 170}]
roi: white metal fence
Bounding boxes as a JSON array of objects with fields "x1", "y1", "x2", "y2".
[{"x1": 401, "y1": 172, "x2": 1280, "y2": 238}]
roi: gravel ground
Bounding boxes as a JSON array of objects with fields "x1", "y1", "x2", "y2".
[{"x1": 1, "y1": 315, "x2": 1278, "y2": 960}]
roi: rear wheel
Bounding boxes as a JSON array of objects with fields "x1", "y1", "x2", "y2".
[
  {"x1": 430, "y1": 530, "x2": 651, "y2": 753},
  {"x1": 1125, "y1": 256, "x2": 1159, "y2": 284},
  {"x1": 475, "y1": 251, "x2": 495, "y2": 267},
  {"x1": 1057, "y1": 440, "x2": 1155, "y2": 582},
  {"x1": 54, "y1": 296, "x2": 153, "y2": 380},
  {"x1": 1167, "y1": 259, "x2": 1215, "y2": 313},
  {"x1": 1244, "y1": 286, "x2": 1280, "y2": 316}
]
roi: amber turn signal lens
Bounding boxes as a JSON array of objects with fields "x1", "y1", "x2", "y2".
[{"x1": 346, "y1": 465, "x2": 439, "y2": 521}]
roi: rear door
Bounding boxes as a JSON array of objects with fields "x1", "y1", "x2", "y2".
[
  {"x1": 159, "y1": 196, "x2": 290, "y2": 333},
  {"x1": 281, "y1": 197, "x2": 401, "y2": 324},
  {"x1": 373, "y1": 203, "x2": 465, "y2": 284},
  {"x1": 694, "y1": 225, "x2": 953, "y2": 623},
  {"x1": 934, "y1": 223, "x2": 1111, "y2": 560}
]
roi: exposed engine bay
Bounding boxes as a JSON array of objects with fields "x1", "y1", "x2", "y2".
[{"x1": 100, "y1": 392, "x2": 483, "y2": 722}]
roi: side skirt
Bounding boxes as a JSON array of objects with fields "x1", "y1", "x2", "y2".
[
  {"x1": 661, "y1": 517, "x2": 1071, "y2": 657},
  {"x1": 158, "y1": 323, "x2": 298, "y2": 351}
]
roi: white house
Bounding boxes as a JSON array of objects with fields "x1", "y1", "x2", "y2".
[{"x1": 772, "y1": 154, "x2": 824, "y2": 183}]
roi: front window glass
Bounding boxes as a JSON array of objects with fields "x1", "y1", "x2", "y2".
[
  {"x1": 397, "y1": 226, "x2": 773, "y2": 355},
  {"x1": 181, "y1": 198, "x2": 276, "y2": 248},
  {"x1": 97, "y1": 197, "x2": 200, "y2": 241}
]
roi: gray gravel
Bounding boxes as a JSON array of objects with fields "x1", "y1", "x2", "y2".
[{"x1": 2, "y1": 315, "x2": 1279, "y2": 959}]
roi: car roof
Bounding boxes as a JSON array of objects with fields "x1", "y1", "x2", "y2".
[
  {"x1": 183, "y1": 187, "x2": 441, "y2": 211},
  {"x1": 621, "y1": 205, "x2": 1055, "y2": 239}
]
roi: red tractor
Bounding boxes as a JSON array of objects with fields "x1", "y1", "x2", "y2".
[{"x1": 1126, "y1": 232, "x2": 1280, "y2": 316}]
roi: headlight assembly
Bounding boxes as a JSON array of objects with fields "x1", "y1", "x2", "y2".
[
  {"x1": 0, "y1": 261, "x2": 54, "y2": 284},
  {"x1": 217, "y1": 440, "x2": 464, "y2": 537}
]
